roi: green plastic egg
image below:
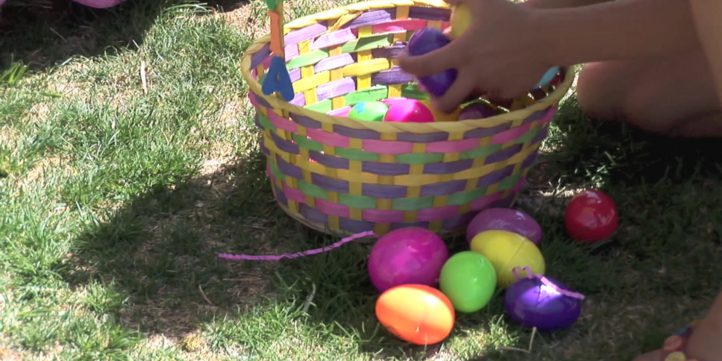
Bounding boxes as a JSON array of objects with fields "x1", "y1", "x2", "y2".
[
  {"x1": 348, "y1": 101, "x2": 388, "y2": 122},
  {"x1": 439, "y1": 251, "x2": 497, "y2": 313}
]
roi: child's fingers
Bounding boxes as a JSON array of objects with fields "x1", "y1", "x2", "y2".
[
  {"x1": 397, "y1": 48, "x2": 458, "y2": 77},
  {"x1": 435, "y1": 73, "x2": 476, "y2": 112}
]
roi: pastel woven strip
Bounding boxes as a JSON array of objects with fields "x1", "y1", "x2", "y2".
[{"x1": 241, "y1": 0, "x2": 575, "y2": 236}]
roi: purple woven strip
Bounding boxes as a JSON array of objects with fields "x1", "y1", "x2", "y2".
[
  {"x1": 273, "y1": 182, "x2": 289, "y2": 205},
  {"x1": 333, "y1": 124, "x2": 381, "y2": 140},
  {"x1": 250, "y1": 44, "x2": 271, "y2": 69},
  {"x1": 371, "y1": 44, "x2": 406, "y2": 59},
  {"x1": 261, "y1": 144, "x2": 270, "y2": 156},
  {"x1": 441, "y1": 213, "x2": 474, "y2": 230},
  {"x1": 420, "y1": 179, "x2": 467, "y2": 197},
  {"x1": 315, "y1": 53, "x2": 355, "y2": 73},
  {"x1": 533, "y1": 125, "x2": 549, "y2": 143},
  {"x1": 299, "y1": 203, "x2": 329, "y2": 224},
  {"x1": 408, "y1": 6, "x2": 450, "y2": 21},
  {"x1": 523, "y1": 107, "x2": 553, "y2": 125},
  {"x1": 290, "y1": 93, "x2": 306, "y2": 106},
  {"x1": 340, "y1": 218, "x2": 375, "y2": 234},
  {"x1": 477, "y1": 166, "x2": 514, "y2": 188},
  {"x1": 291, "y1": 112, "x2": 323, "y2": 129},
  {"x1": 362, "y1": 161, "x2": 410, "y2": 176},
  {"x1": 310, "y1": 150, "x2": 349, "y2": 169},
  {"x1": 312, "y1": 28, "x2": 357, "y2": 50},
  {"x1": 343, "y1": 9, "x2": 393, "y2": 29},
  {"x1": 463, "y1": 124, "x2": 511, "y2": 139},
  {"x1": 311, "y1": 173, "x2": 349, "y2": 193},
  {"x1": 389, "y1": 221, "x2": 428, "y2": 231},
  {"x1": 285, "y1": 43, "x2": 299, "y2": 60},
  {"x1": 317, "y1": 78, "x2": 356, "y2": 102},
  {"x1": 254, "y1": 94, "x2": 272, "y2": 109},
  {"x1": 285, "y1": 23, "x2": 328, "y2": 46},
  {"x1": 271, "y1": 132, "x2": 300, "y2": 155},
  {"x1": 372, "y1": 67, "x2": 414, "y2": 85},
  {"x1": 276, "y1": 155, "x2": 303, "y2": 179},
  {"x1": 423, "y1": 159, "x2": 474, "y2": 174},
  {"x1": 522, "y1": 151, "x2": 539, "y2": 169},
  {"x1": 289, "y1": 68, "x2": 301, "y2": 82},
  {"x1": 362, "y1": 183, "x2": 407, "y2": 198},
  {"x1": 487, "y1": 144, "x2": 523, "y2": 163},
  {"x1": 397, "y1": 132, "x2": 450, "y2": 142}
]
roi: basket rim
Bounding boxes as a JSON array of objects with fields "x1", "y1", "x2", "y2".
[{"x1": 240, "y1": 0, "x2": 575, "y2": 135}]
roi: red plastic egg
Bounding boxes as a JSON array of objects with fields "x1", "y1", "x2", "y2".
[{"x1": 564, "y1": 190, "x2": 618, "y2": 243}]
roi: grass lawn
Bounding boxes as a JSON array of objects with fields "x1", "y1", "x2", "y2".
[{"x1": 1, "y1": 1, "x2": 721, "y2": 360}]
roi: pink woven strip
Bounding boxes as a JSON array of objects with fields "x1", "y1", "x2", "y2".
[
  {"x1": 307, "y1": 127, "x2": 351, "y2": 148},
  {"x1": 328, "y1": 106, "x2": 352, "y2": 117},
  {"x1": 217, "y1": 231, "x2": 376, "y2": 261},
  {"x1": 417, "y1": 205, "x2": 459, "y2": 222},
  {"x1": 268, "y1": 110, "x2": 298, "y2": 132},
  {"x1": 362, "y1": 139, "x2": 414, "y2": 154},
  {"x1": 491, "y1": 121, "x2": 534, "y2": 145},
  {"x1": 312, "y1": 28, "x2": 357, "y2": 50},
  {"x1": 248, "y1": 92, "x2": 260, "y2": 108},
  {"x1": 315, "y1": 199, "x2": 350, "y2": 218},
  {"x1": 470, "y1": 193, "x2": 502, "y2": 210},
  {"x1": 283, "y1": 185, "x2": 306, "y2": 203},
  {"x1": 363, "y1": 209, "x2": 405, "y2": 223},
  {"x1": 371, "y1": 19, "x2": 427, "y2": 34},
  {"x1": 426, "y1": 138, "x2": 480, "y2": 153},
  {"x1": 262, "y1": 56, "x2": 273, "y2": 69}
]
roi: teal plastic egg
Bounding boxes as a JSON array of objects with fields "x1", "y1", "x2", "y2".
[{"x1": 348, "y1": 101, "x2": 389, "y2": 122}]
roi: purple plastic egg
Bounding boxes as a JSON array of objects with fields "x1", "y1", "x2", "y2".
[
  {"x1": 504, "y1": 275, "x2": 584, "y2": 332},
  {"x1": 407, "y1": 28, "x2": 457, "y2": 97},
  {"x1": 466, "y1": 208, "x2": 542, "y2": 245},
  {"x1": 368, "y1": 227, "x2": 449, "y2": 293},
  {"x1": 459, "y1": 102, "x2": 500, "y2": 120}
]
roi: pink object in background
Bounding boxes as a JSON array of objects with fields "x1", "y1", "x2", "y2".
[
  {"x1": 382, "y1": 98, "x2": 435, "y2": 123},
  {"x1": 0, "y1": 0, "x2": 6, "y2": 6},
  {"x1": 72, "y1": 0, "x2": 125, "y2": 9},
  {"x1": 367, "y1": 227, "x2": 449, "y2": 292}
]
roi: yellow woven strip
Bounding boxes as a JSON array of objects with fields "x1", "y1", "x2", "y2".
[
  {"x1": 403, "y1": 142, "x2": 426, "y2": 222},
  {"x1": 293, "y1": 71, "x2": 330, "y2": 93},
  {"x1": 442, "y1": 129, "x2": 465, "y2": 162},
  {"x1": 326, "y1": 47, "x2": 345, "y2": 110},
  {"x1": 394, "y1": 6, "x2": 410, "y2": 42},
  {"x1": 388, "y1": 85, "x2": 402, "y2": 98},
  {"x1": 348, "y1": 138, "x2": 363, "y2": 220},
  {"x1": 298, "y1": 40, "x2": 318, "y2": 106},
  {"x1": 356, "y1": 26, "x2": 374, "y2": 90},
  {"x1": 342, "y1": 59, "x2": 391, "y2": 77}
]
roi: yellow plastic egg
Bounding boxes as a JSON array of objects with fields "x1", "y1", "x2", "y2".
[
  {"x1": 470, "y1": 230, "x2": 545, "y2": 288},
  {"x1": 450, "y1": 3, "x2": 472, "y2": 39}
]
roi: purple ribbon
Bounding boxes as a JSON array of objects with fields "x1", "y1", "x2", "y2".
[
  {"x1": 512, "y1": 266, "x2": 586, "y2": 300},
  {"x1": 217, "y1": 231, "x2": 376, "y2": 261}
]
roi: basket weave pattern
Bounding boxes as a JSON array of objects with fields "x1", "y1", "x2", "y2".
[{"x1": 241, "y1": 0, "x2": 573, "y2": 236}]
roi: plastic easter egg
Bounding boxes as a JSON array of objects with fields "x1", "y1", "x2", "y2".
[
  {"x1": 382, "y1": 98, "x2": 434, "y2": 123},
  {"x1": 348, "y1": 101, "x2": 389, "y2": 122},
  {"x1": 466, "y1": 208, "x2": 542, "y2": 245},
  {"x1": 420, "y1": 99, "x2": 461, "y2": 121},
  {"x1": 449, "y1": 3, "x2": 471, "y2": 38},
  {"x1": 504, "y1": 274, "x2": 585, "y2": 331},
  {"x1": 407, "y1": 28, "x2": 457, "y2": 97},
  {"x1": 368, "y1": 227, "x2": 449, "y2": 292},
  {"x1": 375, "y1": 284, "x2": 455, "y2": 345},
  {"x1": 470, "y1": 230, "x2": 545, "y2": 288},
  {"x1": 439, "y1": 251, "x2": 497, "y2": 313},
  {"x1": 564, "y1": 190, "x2": 619, "y2": 243},
  {"x1": 459, "y1": 102, "x2": 501, "y2": 120}
]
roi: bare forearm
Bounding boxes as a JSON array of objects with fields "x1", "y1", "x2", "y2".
[
  {"x1": 531, "y1": 0, "x2": 700, "y2": 66},
  {"x1": 690, "y1": 0, "x2": 722, "y2": 102}
]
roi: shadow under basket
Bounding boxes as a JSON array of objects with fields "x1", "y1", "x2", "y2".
[{"x1": 241, "y1": 0, "x2": 574, "y2": 237}]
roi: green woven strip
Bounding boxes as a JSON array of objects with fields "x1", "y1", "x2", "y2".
[
  {"x1": 339, "y1": 193, "x2": 376, "y2": 209},
  {"x1": 499, "y1": 174, "x2": 522, "y2": 190},
  {"x1": 258, "y1": 113, "x2": 274, "y2": 130},
  {"x1": 400, "y1": 84, "x2": 429, "y2": 100},
  {"x1": 448, "y1": 186, "x2": 488, "y2": 206},
  {"x1": 287, "y1": 50, "x2": 329, "y2": 69},
  {"x1": 306, "y1": 99, "x2": 333, "y2": 113},
  {"x1": 516, "y1": 127, "x2": 540, "y2": 144},
  {"x1": 344, "y1": 86, "x2": 388, "y2": 105},
  {"x1": 299, "y1": 180, "x2": 328, "y2": 200},
  {"x1": 270, "y1": 161, "x2": 284, "y2": 182},
  {"x1": 335, "y1": 147, "x2": 380, "y2": 162},
  {"x1": 341, "y1": 35, "x2": 391, "y2": 53},
  {"x1": 391, "y1": 196, "x2": 434, "y2": 211},
  {"x1": 292, "y1": 134, "x2": 324, "y2": 152},
  {"x1": 395, "y1": 152, "x2": 444, "y2": 164},
  {"x1": 460, "y1": 144, "x2": 503, "y2": 160}
]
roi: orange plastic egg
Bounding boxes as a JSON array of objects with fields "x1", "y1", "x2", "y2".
[{"x1": 375, "y1": 284, "x2": 455, "y2": 345}]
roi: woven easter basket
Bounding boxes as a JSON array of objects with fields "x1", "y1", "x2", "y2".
[{"x1": 241, "y1": 0, "x2": 574, "y2": 237}]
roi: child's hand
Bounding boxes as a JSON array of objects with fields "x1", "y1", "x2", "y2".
[{"x1": 397, "y1": 0, "x2": 552, "y2": 112}]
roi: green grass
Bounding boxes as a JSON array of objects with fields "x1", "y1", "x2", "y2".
[{"x1": 1, "y1": 1, "x2": 721, "y2": 360}]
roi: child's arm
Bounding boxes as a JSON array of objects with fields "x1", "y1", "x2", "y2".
[{"x1": 690, "y1": 0, "x2": 722, "y2": 101}]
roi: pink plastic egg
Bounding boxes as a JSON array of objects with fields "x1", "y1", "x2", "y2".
[
  {"x1": 382, "y1": 98, "x2": 435, "y2": 123},
  {"x1": 368, "y1": 227, "x2": 449, "y2": 292}
]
